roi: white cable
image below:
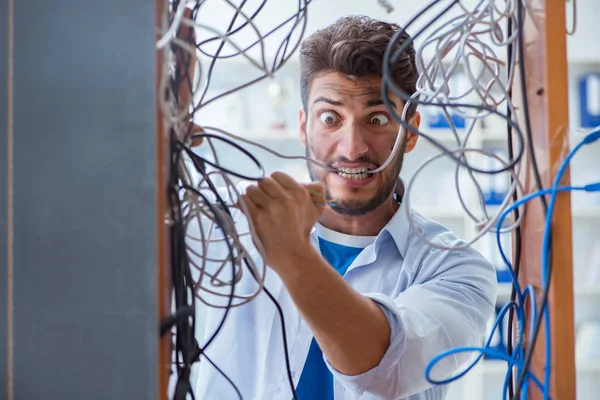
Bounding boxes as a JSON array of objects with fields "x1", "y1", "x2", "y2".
[
  {"x1": 158, "y1": 1, "x2": 313, "y2": 309},
  {"x1": 201, "y1": 125, "x2": 338, "y2": 173},
  {"x1": 404, "y1": 147, "x2": 526, "y2": 251},
  {"x1": 158, "y1": 0, "x2": 529, "y2": 308},
  {"x1": 157, "y1": 0, "x2": 188, "y2": 50}
]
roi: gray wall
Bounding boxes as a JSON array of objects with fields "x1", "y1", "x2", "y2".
[
  {"x1": 0, "y1": 0, "x2": 9, "y2": 395},
  {"x1": 2, "y1": 1, "x2": 160, "y2": 399}
]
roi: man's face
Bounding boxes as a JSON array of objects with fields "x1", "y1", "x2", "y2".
[{"x1": 299, "y1": 72, "x2": 419, "y2": 216}]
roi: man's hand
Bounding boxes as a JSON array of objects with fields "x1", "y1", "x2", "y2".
[{"x1": 240, "y1": 172, "x2": 325, "y2": 270}]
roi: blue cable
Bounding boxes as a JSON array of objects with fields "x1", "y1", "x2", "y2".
[
  {"x1": 424, "y1": 126, "x2": 600, "y2": 399},
  {"x1": 497, "y1": 185, "x2": 588, "y2": 399},
  {"x1": 427, "y1": 187, "x2": 593, "y2": 399}
]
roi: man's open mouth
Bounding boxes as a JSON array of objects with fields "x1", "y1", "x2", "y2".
[{"x1": 336, "y1": 167, "x2": 371, "y2": 180}]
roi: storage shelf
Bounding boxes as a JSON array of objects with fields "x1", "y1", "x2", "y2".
[
  {"x1": 482, "y1": 359, "x2": 600, "y2": 375},
  {"x1": 496, "y1": 283, "x2": 600, "y2": 304},
  {"x1": 231, "y1": 131, "x2": 301, "y2": 142},
  {"x1": 572, "y1": 209, "x2": 600, "y2": 218},
  {"x1": 578, "y1": 361, "x2": 600, "y2": 373},
  {"x1": 482, "y1": 360, "x2": 509, "y2": 375}
]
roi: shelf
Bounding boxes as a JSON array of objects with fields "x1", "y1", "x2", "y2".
[
  {"x1": 572, "y1": 209, "x2": 600, "y2": 218},
  {"x1": 417, "y1": 131, "x2": 468, "y2": 145},
  {"x1": 231, "y1": 131, "x2": 301, "y2": 142},
  {"x1": 496, "y1": 283, "x2": 600, "y2": 304},
  {"x1": 578, "y1": 361, "x2": 600, "y2": 373},
  {"x1": 415, "y1": 204, "x2": 600, "y2": 222},
  {"x1": 495, "y1": 284, "x2": 513, "y2": 304},
  {"x1": 482, "y1": 360, "x2": 509, "y2": 375},
  {"x1": 478, "y1": 131, "x2": 511, "y2": 143},
  {"x1": 574, "y1": 285, "x2": 600, "y2": 297},
  {"x1": 482, "y1": 359, "x2": 600, "y2": 375}
]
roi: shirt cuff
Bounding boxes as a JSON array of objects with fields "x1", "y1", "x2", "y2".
[{"x1": 323, "y1": 293, "x2": 406, "y2": 395}]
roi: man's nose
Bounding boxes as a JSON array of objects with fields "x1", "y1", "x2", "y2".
[{"x1": 337, "y1": 122, "x2": 369, "y2": 161}]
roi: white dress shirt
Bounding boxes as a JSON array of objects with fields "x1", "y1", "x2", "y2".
[{"x1": 190, "y1": 179, "x2": 497, "y2": 400}]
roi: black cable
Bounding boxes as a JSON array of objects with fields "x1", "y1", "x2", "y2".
[
  {"x1": 194, "y1": 1, "x2": 311, "y2": 109},
  {"x1": 197, "y1": 351, "x2": 243, "y2": 400},
  {"x1": 178, "y1": 184, "x2": 237, "y2": 350},
  {"x1": 161, "y1": 306, "x2": 195, "y2": 337},
  {"x1": 377, "y1": 1, "x2": 547, "y2": 396},
  {"x1": 167, "y1": 128, "x2": 200, "y2": 400},
  {"x1": 162, "y1": 2, "x2": 311, "y2": 399},
  {"x1": 171, "y1": 182, "x2": 241, "y2": 398},
  {"x1": 187, "y1": 133, "x2": 265, "y2": 181},
  {"x1": 165, "y1": 130, "x2": 241, "y2": 399},
  {"x1": 513, "y1": 0, "x2": 553, "y2": 397},
  {"x1": 504, "y1": 14, "x2": 520, "y2": 400},
  {"x1": 271, "y1": 0, "x2": 308, "y2": 72},
  {"x1": 242, "y1": 258, "x2": 299, "y2": 400},
  {"x1": 184, "y1": 139, "x2": 298, "y2": 398},
  {"x1": 193, "y1": 0, "x2": 308, "y2": 67},
  {"x1": 195, "y1": 0, "x2": 267, "y2": 59},
  {"x1": 172, "y1": 136, "x2": 300, "y2": 399},
  {"x1": 198, "y1": 0, "x2": 249, "y2": 105}
]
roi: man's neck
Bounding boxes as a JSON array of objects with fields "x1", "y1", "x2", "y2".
[{"x1": 317, "y1": 197, "x2": 399, "y2": 236}]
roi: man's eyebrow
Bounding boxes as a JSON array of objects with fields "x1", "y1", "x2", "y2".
[
  {"x1": 312, "y1": 96, "x2": 343, "y2": 107},
  {"x1": 366, "y1": 98, "x2": 397, "y2": 109}
]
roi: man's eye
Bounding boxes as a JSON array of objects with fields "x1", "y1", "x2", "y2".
[
  {"x1": 370, "y1": 113, "x2": 389, "y2": 126},
  {"x1": 319, "y1": 111, "x2": 340, "y2": 125}
]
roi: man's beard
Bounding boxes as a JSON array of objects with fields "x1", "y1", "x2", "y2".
[{"x1": 305, "y1": 138, "x2": 406, "y2": 216}]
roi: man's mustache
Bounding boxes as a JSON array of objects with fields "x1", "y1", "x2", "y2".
[{"x1": 325, "y1": 156, "x2": 380, "y2": 169}]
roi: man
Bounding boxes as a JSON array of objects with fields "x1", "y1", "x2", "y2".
[{"x1": 191, "y1": 15, "x2": 497, "y2": 400}]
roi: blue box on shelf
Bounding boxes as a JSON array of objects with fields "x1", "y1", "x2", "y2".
[
  {"x1": 426, "y1": 110, "x2": 466, "y2": 130},
  {"x1": 496, "y1": 268, "x2": 513, "y2": 284},
  {"x1": 579, "y1": 73, "x2": 600, "y2": 128},
  {"x1": 484, "y1": 190, "x2": 506, "y2": 206}
]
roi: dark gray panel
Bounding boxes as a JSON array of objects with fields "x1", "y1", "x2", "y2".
[
  {"x1": 12, "y1": 1, "x2": 158, "y2": 399},
  {"x1": 0, "y1": 0, "x2": 9, "y2": 398}
]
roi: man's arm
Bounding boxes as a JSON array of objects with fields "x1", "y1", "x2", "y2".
[
  {"x1": 240, "y1": 172, "x2": 496, "y2": 398},
  {"x1": 329, "y1": 240, "x2": 496, "y2": 399},
  {"x1": 240, "y1": 172, "x2": 391, "y2": 375},
  {"x1": 276, "y1": 244, "x2": 391, "y2": 376},
  {"x1": 274, "y1": 235, "x2": 496, "y2": 399}
]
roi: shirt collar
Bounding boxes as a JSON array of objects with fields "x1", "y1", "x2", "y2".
[{"x1": 310, "y1": 178, "x2": 410, "y2": 258}]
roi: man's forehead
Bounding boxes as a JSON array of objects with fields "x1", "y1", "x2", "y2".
[
  {"x1": 312, "y1": 73, "x2": 382, "y2": 98},
  {"x1": 308, "y1": 73, "x2": 402, "y2": 110}
]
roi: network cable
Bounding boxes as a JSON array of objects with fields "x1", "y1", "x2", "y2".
[
  {"x1": 154, "y1": 1, "x2": 590, "y2": 399},
  {"x1": 424, "y1": 126, "x2": 600, "y2": 399},
  {"x1": 157, "y1": 1, "x2": 314, "y2": 398}
]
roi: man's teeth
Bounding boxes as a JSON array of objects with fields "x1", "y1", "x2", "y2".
[{"x1": 337, "y1": 168, "x2": 370, "y2": 180}]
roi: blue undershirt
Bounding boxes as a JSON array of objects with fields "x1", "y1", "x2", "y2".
[{"x1": 295, "y1": 226, "x2": 375, "y2": 400}]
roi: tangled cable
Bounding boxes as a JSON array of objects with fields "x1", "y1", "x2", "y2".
[
  {"x1": 156, "y1": 1, "x2": 322, "y2": 398},
  {"x1": 387, "y1": 1, "x2": 600, "y2": 399},
  {"x1": 155, "y1": 0, "x2": 597, "y2": 399}
]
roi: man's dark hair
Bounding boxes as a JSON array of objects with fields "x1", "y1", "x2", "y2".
[{"x1": 299, "y1": 15, "x2": 418, "y2": 119}]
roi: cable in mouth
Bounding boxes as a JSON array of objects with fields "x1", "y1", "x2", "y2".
[{"x1": 336, "y1": 167, "x2": 372, "y2": 180}]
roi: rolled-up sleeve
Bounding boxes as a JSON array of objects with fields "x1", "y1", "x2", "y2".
[{"x1": 325, "y1": 246, "x2": 497, "y2": 399}]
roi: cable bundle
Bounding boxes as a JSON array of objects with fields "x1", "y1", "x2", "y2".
[
  {"x1": 156, "y1": 1, "x2": 323, "y2": 398},
  {"x1": 153, "y1": 1, "x2": 600, "y2": 399},
  {"x1": 380, "y1": 1, "x2": 600, "y2": 399}
]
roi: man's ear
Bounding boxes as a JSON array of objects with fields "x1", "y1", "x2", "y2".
[
  {"x1": 299, "y1": 107, "x2": 307, "y2": 148},
  {"x1": 404, "y1": 111, "x2": 421, "y2": 153}
]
